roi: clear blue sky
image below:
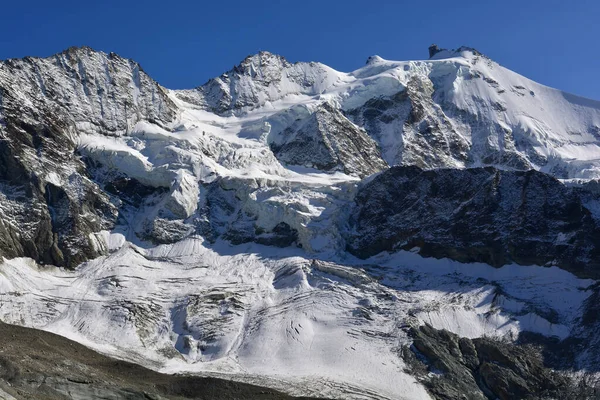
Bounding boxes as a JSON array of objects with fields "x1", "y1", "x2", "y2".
[{"x1": 1, "y1": 0, "x2": 598, "y2": 99}]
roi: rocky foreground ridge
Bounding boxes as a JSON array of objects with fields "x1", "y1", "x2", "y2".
[{"x1": 0, "y1": 322, "x2": 318, "y2": 400}]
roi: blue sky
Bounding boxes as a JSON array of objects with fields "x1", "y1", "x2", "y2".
[{"x1": 1, "y1": 0, "x2": 598, "y2": 99}]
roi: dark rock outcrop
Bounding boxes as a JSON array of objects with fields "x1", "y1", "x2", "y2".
[
  {"x1": 347, "y1": 166, "x2": 600, "y2": 278},
  {"x1": 0, "y1": 321, "x2": 320, "y2": 400},
  {"x1": 402, "y1": 324, "x2": 593, "y2": 400},
  {"x1": 428, "y1": 44, "x2": 443, "y2": 58},
  {"x1": 270, "y1": 103, "x2": 388, "y2": 177}
]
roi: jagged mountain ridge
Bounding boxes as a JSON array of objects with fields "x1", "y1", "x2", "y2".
[
  {"x1": 1, "y1": 46, "x2": 600, "y2": 399},
  {"x1": 4, "y1": 45, "x2": 600, "y2": 177},
  {"x1": 1, "y1": 46, "x2": 177, "y2": 134},
  {"x1": 1, "y1": 45, "x2": 600, "y2": 267},
  {"x1": 177, "y1": 47, "x2": 600, "y2": 179}
]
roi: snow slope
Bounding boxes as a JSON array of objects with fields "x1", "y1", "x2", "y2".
[{"x1": 0, "y1": 238, "x2": 592, "y2": 399}]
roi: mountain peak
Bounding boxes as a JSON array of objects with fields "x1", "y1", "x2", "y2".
[
  {"x1": 0, "y1": 43, "x2": 176, "y2": 138},
  {"x1": 428, "y1": 45, "x2": 484, "y2": 60},
  {"x1": 233, "y1": 51, "x2": 291, "y2": 76},
  {"x1": 1, "y1": 45, "x2": 106, "y2": 64},
  {"x1": 57, "y1": 46, "x2": 138, "y2": 65},
  {"x1": 53, "y1": 45, "x2": 110, "y2": 62},
  {"x1": 62, "y1": 45, "x2": 98, "y2": 55},
  {"x1": 366, "y1": 55, "x2": 385, "y2": 65}
]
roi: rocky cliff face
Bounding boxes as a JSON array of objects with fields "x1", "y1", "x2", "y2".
[
  {"x1": 270, "y1": 102, "x2": 387, "y2": 177},
  {"x1": 0, "y1": 81, "x2": 111, "y2": 267},
  {"x1": 402, "y1": 324, "x2": 591, "y2": 400},
  {"x1": 348, "y1": 166, "x2": 600, "y2": 278},
  {"x1": 1, "y1": 46, "x2": 177, "y2": 135},
  {"x1": 0, "y1": 46, "x2": 180, "y2": 267}
]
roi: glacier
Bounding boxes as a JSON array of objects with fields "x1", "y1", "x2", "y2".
[{"x1": 0, "y1": 45, "x2": 599, "y2": 399}]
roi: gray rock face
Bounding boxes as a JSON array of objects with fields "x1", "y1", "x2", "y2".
[
  {"x1": 0, "y1": 46, "x2": 179, "y2": 267},
  {"x1": 270, "y1": 103, "x2": 388, "y2": 177},
  {"x1": 0, "y1": 46, "x2": 177, "y2": 135},
  {"x1": 402, "y1": 325, "x2": 588, "y2": 400},
  {"x1": 348, "y1": 166, "x2": 600, "y2": 278},
  {"x1": 0, "y1": 98, "x2": 117, "y2": 267}
]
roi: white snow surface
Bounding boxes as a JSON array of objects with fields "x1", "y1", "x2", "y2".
[{"x1": 0, "y1": 240, "x2": 593, "y2": 399}]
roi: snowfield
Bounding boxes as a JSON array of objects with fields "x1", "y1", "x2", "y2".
[{"x1": 0, "y1": 237, "x2": 593, "y2": 399}]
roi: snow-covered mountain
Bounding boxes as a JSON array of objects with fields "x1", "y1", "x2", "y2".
[{"x1": 1, "y1": 45, "x2": 600, "y2": 399}]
